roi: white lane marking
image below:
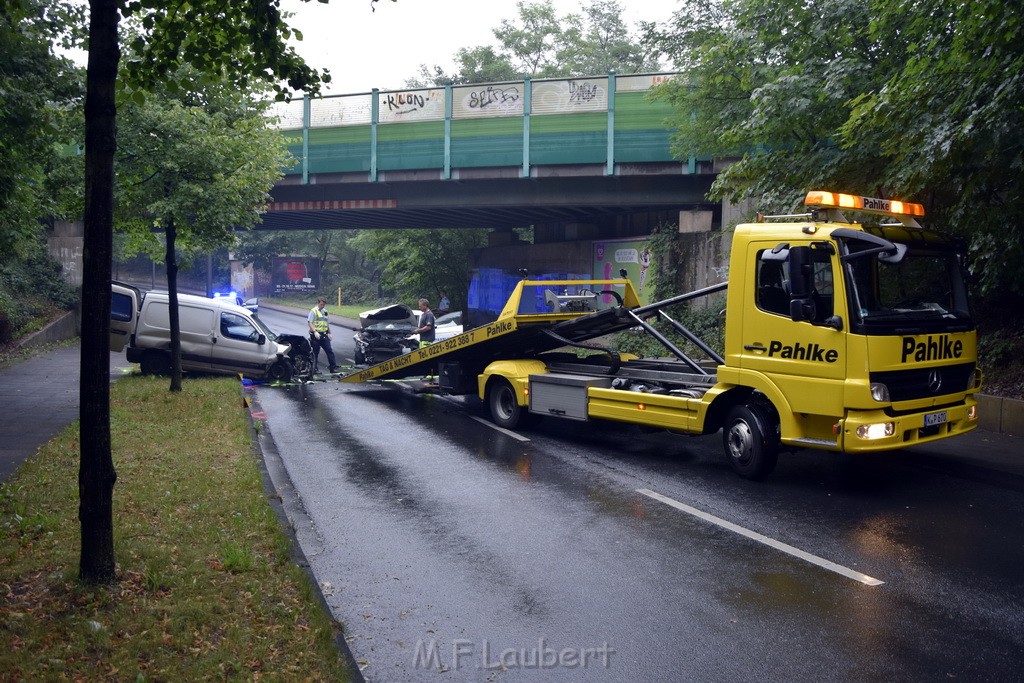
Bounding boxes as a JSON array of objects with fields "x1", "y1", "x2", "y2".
[
  {"x1": 470, "y1": 415, "x2": 531, "y2": 442},
  {"x1": 636, "y1": 488, "x2": 884, "y2": 586}
]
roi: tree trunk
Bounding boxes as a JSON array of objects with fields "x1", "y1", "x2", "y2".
[
  {"x1": 166, "y1": 219, "x2": 182, "y2": 392},
  {"x1": 79, "y1": 0, "x2": 120, "y2": 584}
]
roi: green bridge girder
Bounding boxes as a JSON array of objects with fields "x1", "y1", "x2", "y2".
[
  {"x1": 262, "y1": 72, "x2": 717, "y2": 231},
  {"x1": 274, "y1": 72, "x2": 701, "y2": 180}
]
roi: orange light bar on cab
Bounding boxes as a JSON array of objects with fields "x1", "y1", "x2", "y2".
[{"x1": 805, "y1": 190, "x2": 925, "y2": 217}]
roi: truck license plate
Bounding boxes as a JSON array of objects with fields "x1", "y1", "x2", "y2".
[{"x1": 923, "y1": 411, "x2": 948, "y2": 427}]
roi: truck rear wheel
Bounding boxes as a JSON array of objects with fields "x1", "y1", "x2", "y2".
[
  {"x1": 723, "y1": 404, "x2": 779, "y2": 480},
  {"x1": 140, "y1": 350, "x2": 170, "y2": 376},
  {"x1": 488, "y1": 378, "x2": 525, "y2": 429}
]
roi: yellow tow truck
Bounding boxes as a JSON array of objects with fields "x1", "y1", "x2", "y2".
[{"x1": 342, "y1": 191, "x2": 981, "y2": 478}]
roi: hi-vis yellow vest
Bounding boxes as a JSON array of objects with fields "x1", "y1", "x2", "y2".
[{"x1": 311, "y1": 308, "x2": 330, "y2": 333}]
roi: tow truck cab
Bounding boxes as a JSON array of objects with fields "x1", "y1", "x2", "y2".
[{"x1": 723, "y1": 191, "x2": 980, "y2": 459}]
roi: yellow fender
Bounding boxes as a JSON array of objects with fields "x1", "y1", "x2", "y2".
[
  {"x1": 708, "y1": 366, "x2": 796, "y2": 435},
  {"x1": 478, "y1": 359, "x2": 550, "y2": 404}
]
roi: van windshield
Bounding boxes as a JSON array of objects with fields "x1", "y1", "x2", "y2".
[{"x1": 251, "y1": 315, "x2": 279, "y2": 342}]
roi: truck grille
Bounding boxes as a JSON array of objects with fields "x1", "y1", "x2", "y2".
[{"x1": 870, "y1": 362, "x2": 975, "y2": 402}]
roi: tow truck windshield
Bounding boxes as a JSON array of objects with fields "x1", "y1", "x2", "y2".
[{"x1": 844, "y1": 241, "x2": 972, "y2": 333}]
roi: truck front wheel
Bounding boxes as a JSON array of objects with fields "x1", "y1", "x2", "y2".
[
  {"x1": 488, "y1": 378, "x2": 525, "y2": 429},
  {"x1": 723, "y1": 404, "x2": 779, "y2": 480}
]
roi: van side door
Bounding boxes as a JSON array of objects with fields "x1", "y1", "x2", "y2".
[
  {"x1": 211, "y1": 311, "x2": 273, "y2": 376},
  {"x1": 110, "y1": 283, "x2": 139, "y2": 352}
]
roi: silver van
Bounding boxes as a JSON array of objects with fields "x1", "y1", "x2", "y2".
[{"x1": 110, "y1": 282, "x2": 294, "y2": 380}]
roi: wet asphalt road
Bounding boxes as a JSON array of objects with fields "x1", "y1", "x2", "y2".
[{"x1": 255, "y1": 309, "x2": 1024, "y2": 681}]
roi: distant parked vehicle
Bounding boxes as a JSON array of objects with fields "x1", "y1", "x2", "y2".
[
  {"x1": 213, "y1": 291, "x2": 259, "y2": 315},
  {"x1": 434, "y1": 311, "x2": 463, "y2": 341}
]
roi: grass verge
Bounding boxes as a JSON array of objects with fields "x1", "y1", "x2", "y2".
[{"x1": 0, "y1": 375, "x2": 350, "y2": 681}]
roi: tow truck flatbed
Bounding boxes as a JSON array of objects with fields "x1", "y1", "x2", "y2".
[
  {"x1": 340, "y1": 280, "x2": 650, "y2": 384},
  {"x1": 340, "y1": 278, "x2": 729, "y2": 389}
]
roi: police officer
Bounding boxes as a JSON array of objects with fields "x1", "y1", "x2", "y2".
[{"x1": 307, "y1": 297, "x2": 339, "y2": 373}]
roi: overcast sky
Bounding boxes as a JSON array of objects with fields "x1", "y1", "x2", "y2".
[{"x1": 284, "y1": 0, "x2": 681, "y2": 95}]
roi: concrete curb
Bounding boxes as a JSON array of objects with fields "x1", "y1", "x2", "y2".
[{"x1": 243, "y1": 387, "x2": 366, "y2": 682}]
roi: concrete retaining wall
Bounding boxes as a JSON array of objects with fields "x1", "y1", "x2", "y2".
[
  {"x1": 16, "y1": 310, "x2": 80, "y2": 350},
  {"x1": 976, "y1": 394, "x2": 1023, "y2": 436}
]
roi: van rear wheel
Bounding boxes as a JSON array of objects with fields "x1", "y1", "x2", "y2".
[
  {"x1": 723, "y1": 404, "x2": 779, "y2": 480},
  {"x1": 140, "y1": 350, "x2": 170, "y2": 376}
]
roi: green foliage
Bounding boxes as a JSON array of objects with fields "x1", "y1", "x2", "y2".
[
  {"x1": 232, "y1": 230, "x2": 302, "y2": 272},
  {"x1": 414, "y1": 0, "x2": 659, "y2": 85},
  {"x1": 0, "y1": 0, "x2": 84, "y2": 265},
  {"x1": 323, "y1": 274, "x2": 380, "y2": 306},
  {"x1": 648, "y1": 0, "x2": 886, "y2": 212},
  {"x1": 840, "y1": 0, "x2": 1024, "y2": 296},
  {"x1": 614, "y1": 305, "x2": 725, "y2": 361},
  {"x1": 220, "y1": 541, "x2": 255, "y2": 573},
  {"x1": 645, "y1": 222, "x2": 683, "y2": 303},
  {"x1": 354, "y1": 228, "x2": 489, "y2": 310},
  {"x1": 0, "y1": 376, "x2": 350, "y2": 679},
  {"x1": 114, "y1": 64, "x2": 290, "y2": 263},
  {"x1": 414, "y1": 45, "x2": 518, "y2": 87},
  {"x1": 0, "y1": 239, "x2": 78, "y2": 345},
  {"x1": 647, "y1": 0, "x2": 1024, "y2": 297},
  {"x1": 234, "y1": 228, "x2": 384, "y2": 304},
  {"x1": 119, "y1": 0, "x2": 337, "y2": 100},
  {"x1": 973, "y1": 292, "x2": 1024, "y2": 399}
]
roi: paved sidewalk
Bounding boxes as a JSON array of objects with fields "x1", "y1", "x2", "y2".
[{"x1": 0, "y1": 344, "x2": 134, "y2": 482}]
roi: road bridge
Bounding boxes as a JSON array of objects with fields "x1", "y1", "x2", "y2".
[{"x1": 262, "y1": 72, "x2": 721, "y2": 234}]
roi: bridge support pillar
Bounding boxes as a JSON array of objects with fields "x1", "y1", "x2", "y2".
[
  {"x1": 678, "y1": 211, "x2": 713, "y2": 234},
  {"x1": 47, "y1": 220, "x2": 84, "y2": 288},
  {"x1": 488, "y1": 228, "x2": 526, "y2": 247}
]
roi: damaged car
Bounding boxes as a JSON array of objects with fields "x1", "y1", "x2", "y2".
[
  {"x1": 433, "y1": 310, "x2": 463, "y2": 342},
  {"x1": 353, "y1": 303, "x2": 418, "y2": 365}
]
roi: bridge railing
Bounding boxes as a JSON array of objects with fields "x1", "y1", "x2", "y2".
[{"x1": 268, "y1": 72, "x2": 707, "y2": 182}]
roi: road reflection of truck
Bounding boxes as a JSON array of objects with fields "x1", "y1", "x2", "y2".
[{"x1": 343, "y1": 191, "x2": 981, "y2": 479}]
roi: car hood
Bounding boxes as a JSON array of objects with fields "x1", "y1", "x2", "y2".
[{"x1": 358, "y1": 304, "x2": 418, "y2": 328}]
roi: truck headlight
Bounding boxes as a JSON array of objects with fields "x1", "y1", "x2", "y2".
[
  {"x1": 856, "y1": 422, "x2": 895, "y2": 440},
  {"x1": 870, "y1": 382, "x2": 890, "y2": 402}
]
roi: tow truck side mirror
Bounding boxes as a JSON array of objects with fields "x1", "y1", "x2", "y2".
[{"x1": 787, "y1": 246, "x2": 816, "y2": 322}]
